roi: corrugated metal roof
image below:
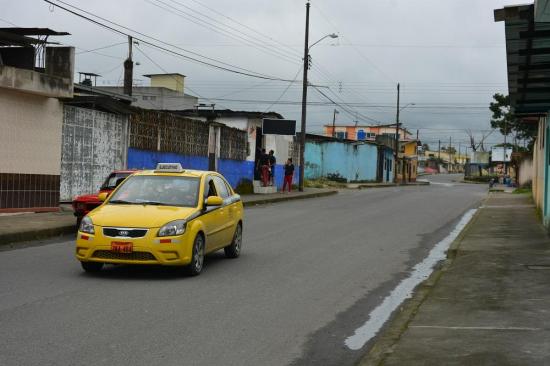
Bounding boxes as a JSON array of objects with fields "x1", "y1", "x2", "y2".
[{"x1": 496, "y1": 3, "x2": 550, "y2": 116}]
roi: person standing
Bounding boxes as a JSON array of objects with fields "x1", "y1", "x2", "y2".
[
  {"x1": 259, "y1": 149, "x2": 270, "y2": 187},
  {"x1": 268, "y1": 150, "x2": 276, "y2": 186},
  {"x1": 282, "y1": 158, "x2": 294, "y2": 193}
]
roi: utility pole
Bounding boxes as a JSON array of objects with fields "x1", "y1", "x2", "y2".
[
  {"x1": 298, "y1": 1, "x2": 310, "y2": 192},
  {"x1": 449, "y1": 136, "x2": 452, "y2": 173},
  {"x1": 331, "y1": 109, "x2": 338, "y2": 138},
  {"x1": 438, "y1": 139, "x2": 441, "y2": 173},
  {"x1": 504, "y1": 117, "x2": 508, "y2": 175},
  {"x1": 123, "y1": 35, "x2": 133, "y2": 96},
  {"x1": 458, "y1": 143, "x2": 461, "y2": 170},
  {"x1": 394, "y1": 83, "x2": 400, "y2": 183}
]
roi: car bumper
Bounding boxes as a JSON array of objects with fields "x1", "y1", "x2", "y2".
[{"x1": 75, "y1": 229, "x2": 193, "y2": 266}]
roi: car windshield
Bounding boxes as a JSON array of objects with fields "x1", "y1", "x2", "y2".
[
  {"x1": 101, "y1": 173, "x2": 132, "y2": 190},
  {"x1": 108, "y1": 175, "x2": 200, "y2": 207}
]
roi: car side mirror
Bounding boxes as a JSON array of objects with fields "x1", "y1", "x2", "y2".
[
  {"x1": 98, "y1": 192, "x2": 109, "y2": 202},
  {"x1": 205, "y1": 196, "x2": 223, "y2": 207}
]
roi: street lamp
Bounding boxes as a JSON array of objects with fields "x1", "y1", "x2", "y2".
[
  {"x1": 309, "y1": 33, "x2": 339, "y2": 51},
  {"x1": 298, "y1": 1, "x2": 339, "y2": 192},
  {"x1": 400, "y1": 103, "x2": 415, "y2": 112}
]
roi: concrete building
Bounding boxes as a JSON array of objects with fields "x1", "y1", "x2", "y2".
[
  {"x1": 0, "y1": 28, "x2": 74, "y2": 212},
  {"x1": 304, "y1": 134, "x2": 380, "y2": 183},
  {"x1": 324, "y1": 123, "x2": 412, "y2": 141},
  {"x1": 174, "y1": 109, "x2": 299, "y2": 189},
  {"x1": 100, "y1": 73, "x2": 198, "y2": 110},
  {"x1": 59, "y1": 84, "x2": 133, "y2": 201}
]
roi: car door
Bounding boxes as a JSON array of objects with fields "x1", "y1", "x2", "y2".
[
  {"x1": 212, "y1": 175, "x2": 235, "y2": 247},
  {"x1": 201, "y1": 175, "x2": 226, "y2": 252}
]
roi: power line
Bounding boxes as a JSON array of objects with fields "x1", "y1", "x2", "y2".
[
  {"x1": 134, "y1": 45, "x2": 230, "y2": 109},
  {"x1": 45, "y1": 0, "x2": 298, "y2": 82},
  {"x1": 144, "y1": 0, "x2": 301, "y2": 66}
]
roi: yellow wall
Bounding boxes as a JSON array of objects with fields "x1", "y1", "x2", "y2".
[
  {"x1": 149, "y1": 74, "x2": 185, "y2": 93},
  {"x1": 403, "y1": 142, "x2": 417, "y2": 156}
]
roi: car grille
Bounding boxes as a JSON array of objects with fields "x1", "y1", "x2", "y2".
[
  {"x1": 103, "y1": 228, "x2": 148, "y2": 238},
  {"x1": 92, "y1": 250, "x2": 156, "y2": 261}
]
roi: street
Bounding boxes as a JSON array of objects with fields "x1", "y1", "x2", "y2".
[{"x1": 0, "y1": 175, "x2": 487, "y2": 366}]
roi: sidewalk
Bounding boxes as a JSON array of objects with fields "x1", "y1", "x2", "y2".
[
  {"x1": 360, "y1": 192, "x2": 550, "y2": 365},
  {"x1": 0, "y1": 188, "x2": 337, "y2": 247}
]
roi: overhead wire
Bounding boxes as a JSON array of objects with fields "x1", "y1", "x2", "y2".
[{"x1": 44, "y1": 0, "x2": 299, "y2": 82}]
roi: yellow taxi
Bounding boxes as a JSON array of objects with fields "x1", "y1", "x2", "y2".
[{"x1": 76, "y1": 163, "x2": 244, "y2": 276}]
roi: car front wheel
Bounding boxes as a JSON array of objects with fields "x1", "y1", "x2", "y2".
[
  {"x1": 185, "y1": 234, "x2": 205, "y2": 276},
  {"x1": 224, "y1": 223, "x2": 242, "y2": 259}
]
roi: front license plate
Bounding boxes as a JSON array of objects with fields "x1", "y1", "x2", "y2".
[{"x1": 111, "y1": 242, "x2": 133, "y2": 253}]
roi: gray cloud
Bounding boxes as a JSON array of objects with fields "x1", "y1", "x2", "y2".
[{"x1": 3, "y1": 0, "x2": 523, "y2": 148}]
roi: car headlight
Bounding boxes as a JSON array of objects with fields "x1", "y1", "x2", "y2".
[
  {"x1": 79, "y1": 215, "x2": 95, "y2": 235},
  {"x1": 158, "y1": 220, "x2": 187, "y2": 237}
]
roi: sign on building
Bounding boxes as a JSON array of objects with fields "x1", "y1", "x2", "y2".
[
  {"x1": 470, "y1": 151, "x2": 490, "y2": 164},
  {"x1": 262, "y1": 119, "x2": 296, "y2": 135},
  {"x1": 491, "y1": 147, "x2": 512, "y2": 162}
]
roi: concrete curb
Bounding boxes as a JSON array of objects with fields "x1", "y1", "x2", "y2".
[
  {"x1": 242, "y1": 190, "x2": 338, "y2": 207},
  {"x1": 357, "y1": 182, "x2": 430, "y2": 190},
  {"x1": 357, "y1": 203, "x2": 484, "y2": 366},
  {"x1": 0, "y1": 225, "x2": 76, "y2": 249},
  {"x1": 357, "y1": 184, "x2": 396, "y2": 189}
]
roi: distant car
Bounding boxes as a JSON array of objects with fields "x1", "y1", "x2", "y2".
[
  {"x1": 72, "y1": 170, "x2": 136, "y2": 227},
  {"x1": 75, "y1": 163, "x2": 244, "y2": 276}
]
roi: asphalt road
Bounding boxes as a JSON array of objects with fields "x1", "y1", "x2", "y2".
[{"x1": 0, "y1": 174, "x2": 487, "y2": 366}]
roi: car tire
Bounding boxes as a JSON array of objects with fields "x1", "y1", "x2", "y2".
[
  {"x1": 185, "y1": 234, "x2": 205, "y2": 276},
  {"x1": 224, "y1": 223, "x2": 242, "y2": 259},
  {"x1": 81, "y1": 261, "x2": 104, "y2": 273}
]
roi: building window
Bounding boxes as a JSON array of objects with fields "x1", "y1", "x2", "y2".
[
  {"x1": 142, "y1": 96, "x2": 149, "y2": 100},
  {"x1": 336, "y1": 132, "x2": 347, "y2": 139}
]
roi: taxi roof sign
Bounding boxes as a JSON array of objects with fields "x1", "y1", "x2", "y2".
[{"x1": 155, "y1": 163, "x2": 185, "y2": 173}]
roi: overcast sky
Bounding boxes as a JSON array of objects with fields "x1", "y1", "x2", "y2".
[{"x1": 3, "y1": 0, "x2": 526, "y2": 150}]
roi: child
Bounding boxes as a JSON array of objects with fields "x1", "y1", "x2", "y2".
[{"x1": 282, "y1": 158, "x2": 294, "y2": 193}]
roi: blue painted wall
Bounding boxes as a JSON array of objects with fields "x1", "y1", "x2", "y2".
[
  {"x1": 304, "y1": 141, "x2": 378, "y2": 182},
  {"x1": 127, "y1": 148, "x2": 253, "y2": 188},
  {"x1": 382, "y1": 148, "x2": 394, "y2": 183},
  {"x1": 128, "y1": 148, "x2": 209, "y2": 171},
  {"x1": 218, "y1": 159, "x2": 254, "y2": 188}
]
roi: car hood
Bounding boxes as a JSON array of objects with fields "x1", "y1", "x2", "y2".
[{"x1": 88, "y1": 204, "x2": 199, "y2": 228}]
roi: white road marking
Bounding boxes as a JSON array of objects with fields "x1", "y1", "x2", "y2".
[
  {"x1": 344, "y1": 208, "x2": 478, "y2": 351},
  {"x1": 410, "y1": 325, "x2": 541, "y2": 331}
]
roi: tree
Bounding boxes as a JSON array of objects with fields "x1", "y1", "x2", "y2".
[
  {"x1": 441, "y1": 146, "x2": 457, "y2": 154},
  {"x1": 489, "y1": 93, "x2": 536, "y2": 150},
  {"x1": 466, "y1": 129, "x2": 493, "y2": 152},
  {"x1": 422, "y1": 143, "x2": 430, "y2": 151}
]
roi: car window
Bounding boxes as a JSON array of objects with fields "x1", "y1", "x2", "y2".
[
  {"x1": 213, "y1": 176, "x2": 230, "y2": 198},
  {"x1": 205, "y1": 177, "x2": 218, "y2": 198},
  {"x1": 109, "y1": 175, "x2": 200, "y2": 207}
]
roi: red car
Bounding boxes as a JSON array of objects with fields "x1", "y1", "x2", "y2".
[{"x1": 72, "y1": 170, "x2": 136, "y2": 226}]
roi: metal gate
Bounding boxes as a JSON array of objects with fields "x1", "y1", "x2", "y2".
[{"x1": 60, "y1": 105, "x2": 128, "y2": 201}]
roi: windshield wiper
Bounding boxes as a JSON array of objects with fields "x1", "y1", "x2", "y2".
[
  {"x1": 108, "y1": 199, "x2": 135, "y2": 204},
  {"x1": 135, "y1": 200, "x2": 165, "y2": 206}
]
